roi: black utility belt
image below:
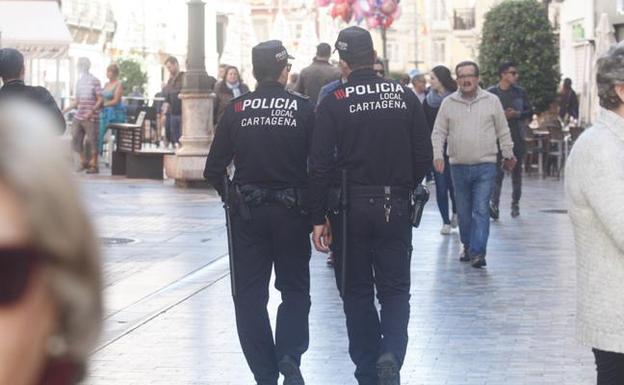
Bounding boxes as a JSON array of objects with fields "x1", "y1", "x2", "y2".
[
  {"x1": 327, "y1": 184, "x2": 429, "y2": 227},
  {"x1": 348, "y1": 185, "x2": 410, "y2": 199},
  {"x1": 238, "y1": 185, "x2": 305, "y2": 208}
]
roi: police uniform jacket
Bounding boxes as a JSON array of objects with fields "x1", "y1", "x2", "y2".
[
  {"x1": 0, "y1": 79, "x2": 65, "y2": 133},
  {"x1": 309, "y1": 68, "x2": 433, "y2": 225},
  {"x1": 203, "y1": 81, "x2": 315, "y2": 196}
]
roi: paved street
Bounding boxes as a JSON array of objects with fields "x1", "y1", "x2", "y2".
[{"x1": 81, "y1": 173, "x2": 595, "y2": 385}]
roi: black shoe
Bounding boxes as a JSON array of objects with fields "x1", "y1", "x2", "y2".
[
  {"x1": 459, "y1": 245, "x2": 471, "y2": 262},
  {"x1": 278, "y1": 356, "x2": 304, "y2": 385},
  {"x1": 489, "y1": 202, "x2": 499, "y2": 220},
  {"x1": 471, "y1": 255, "x2": 487, "y2": 268},
  {"x1": 511, "y1": 203, "x2": 520, "y2": 218},
  {"x1": 376, "y1": 353, "x2": 400, "y2": 385}
]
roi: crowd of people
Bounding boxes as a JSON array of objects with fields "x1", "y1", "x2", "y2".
[{"x1": 0, "y1": 30, "x2": 622, "y2": 385}]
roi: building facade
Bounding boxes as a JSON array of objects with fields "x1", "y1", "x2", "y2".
[
  {"x1": 106, "y1": 0, "x2": 256, "y2": 96},
  {"x1": 559, "y1": 0, "x2": 624, "y2": 124}
]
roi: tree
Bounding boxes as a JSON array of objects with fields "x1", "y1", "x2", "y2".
[
  {"x1": 478, "y1": 0, "x2": 560, "y2": 112},
  {"x1": 117, "y1": 58, "x2": 148, "y2": 97}
]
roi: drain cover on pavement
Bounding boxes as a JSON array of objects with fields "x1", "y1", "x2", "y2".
[
  {"x1": 540, "y1": 209, "x2": 568, "y2": 214},
  {"x1": 100, "y1": 237, "x2": 137, "y2": 245}
]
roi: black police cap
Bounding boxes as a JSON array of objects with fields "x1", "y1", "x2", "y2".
[
  {"x1": 252, "y1": 40, "x2": 294, "y2": 73},
  {"x1": 334, "y1": 26, "x2": 374, "y2": 62}
]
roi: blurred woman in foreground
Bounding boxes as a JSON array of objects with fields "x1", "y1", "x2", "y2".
[
  {"x1": 566, "y1": 42, "x2": 624, "y2": 384},
  {"x1": 0, "y1": 100, "x2": 102, "y2": 385}
]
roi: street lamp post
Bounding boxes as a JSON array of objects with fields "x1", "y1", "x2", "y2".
[
  {"x1": 182, "y1": 0, "x2": 212, "y2": 93},
  {"x1": 165, "y1": 0, "x2": 216, "y2": 186},
  {"x1": 381, "y1": 26, "x2": 389, "y2": 75}
]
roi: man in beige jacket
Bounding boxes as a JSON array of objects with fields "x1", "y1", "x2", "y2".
[{"x1": 431, "y1": 61, "x2": 516, "y2": 268}]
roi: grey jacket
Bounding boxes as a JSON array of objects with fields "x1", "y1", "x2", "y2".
[
  {"x1": 431, "y1": 87, "x2": 514, "y2": 165},
  {"x1": 295, "y1": 59, "x2": 340, "y2": 106}
]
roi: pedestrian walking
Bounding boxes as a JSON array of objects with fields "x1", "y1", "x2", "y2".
[
  {"x1": 422, "y1": 65, "x2": 458, "y2": 235},
  {"x1": 63, "y1": 57, "x2": 103, "y2": 174},
  {"x1": 410, "y1": 71, "x2": 427, "y2": 104},
  {"x1": 214, "y1": 65, "x2": 250, "y2": 125},
  {"x1": 431, "y1": 61, "x2": 516, "y2": 268},
  {"x1": 373, "y1": 58, "x2": 386, "y2": 78},
  {"x1": 411, "y1": 69, "x2": 434, "y2": 185},
  {"x1": 0, "y1": 48, "x2": 65, "y2": 133},
  {"x1": 294, "y1": 43, "x2": 340, "y2": 106},
  {"x1": 559, "y1": 77, "x2": 579, "y2": 122},
  {"x1": 98, "y1": 63, "x2": 126, "y2": 155},
  {"x1": 310, "y1": 26, "x2": 432, "y2": 385},
  {"x1": 203, "y1": 40, "x2": 315, "y2": 385},
  {"x1": 565, "y1": 42, "x2": 624, "y2": 385},
  {"x1": 161, "y1": 56, "x2": 185, "y2": 148},
  {"x1": 487, "y1": 61, "x2": 533, "y2": 219}
]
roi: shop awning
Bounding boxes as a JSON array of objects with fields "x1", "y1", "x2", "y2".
[{"x1": 0, "y1": 0, "x2": 72, "y2": 59}]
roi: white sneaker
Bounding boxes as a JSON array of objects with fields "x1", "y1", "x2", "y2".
[
  {"x1": 440, "y1": 224, "x2": 452, "y2": 235},
  {"x1": 451, "y1": 214, "x2": 458, "y2": 228}
]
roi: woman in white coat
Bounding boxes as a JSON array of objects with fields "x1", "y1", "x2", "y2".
[{"x1": 565, "y1": 42, "x2": 624, "y2": 384}]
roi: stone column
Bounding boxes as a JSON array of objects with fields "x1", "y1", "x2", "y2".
[{"x1": 164, "y1": 0, "x2": 215, "y2": 186}]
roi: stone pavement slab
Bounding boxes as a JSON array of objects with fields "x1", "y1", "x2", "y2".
[{"x1": 77, "y1": 173, "x2": 595, "y2": 385}]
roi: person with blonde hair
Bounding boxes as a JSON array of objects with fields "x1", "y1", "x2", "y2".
[
  {"x1": 98, "y1": 63, "x2": 126, "y2": 155},
  {"x1": 566, "y1": 42, "x2": 624, "y2": 384},
  {"x1": 0, "y1": 100, "x2": 102, "y2": 385}
]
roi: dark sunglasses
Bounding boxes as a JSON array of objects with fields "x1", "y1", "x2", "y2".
[
  {"x1": 286, "y1": 63, "x2": 292, "y2": 72},
  {"x1": 0, "y1": 247, "x2": 43, "y2": 306}
]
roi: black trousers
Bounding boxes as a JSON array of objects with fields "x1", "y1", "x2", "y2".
[
  {"x1": 231, "y1": 204, "x2": 311, "y2": 385},
  {"x1": 329, "y1": 195, "x2": 412, "y2": 385},
  {"x1": 491, "y1": 153, "x2": 523, "y2": 207},
  {"x1": 593, "y1": 348, "x2": 624, "y2": 385}
]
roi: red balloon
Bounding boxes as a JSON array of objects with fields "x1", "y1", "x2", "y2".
[
  {"x1": 382, "y1": 15, "x2": 394, "y2": 28},
  {"x1": 381, "y1": 0, "x2": 397, "y2": 15},
  {"x1": 366, "y1": 15, "x2": 380, "y2": 28},
  {"x1": 330, "y1": 1, "x2": 355, "y2": 23},
  {"x1": 342, "y1": 8, "x2": 353, "y2": 22}
]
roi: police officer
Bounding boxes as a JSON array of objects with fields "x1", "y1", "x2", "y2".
[
  {"x1": 309, "y1": 27, "x2": 432, "y2": 385},
  {"x1": 0, "y1": 48, "x2": 65, "y2": 133},
  {"x1": 203, "y1": 41, "x2": 314, "y2": 385}
]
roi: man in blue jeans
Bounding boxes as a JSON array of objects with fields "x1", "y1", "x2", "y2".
[{"x1": 431, "y1": 61, "x2": 516, "y2": 268}]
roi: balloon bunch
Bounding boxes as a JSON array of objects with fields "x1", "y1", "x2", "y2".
[{"x1": 319, "y1": 0, "x2": 401, "y2": 29}]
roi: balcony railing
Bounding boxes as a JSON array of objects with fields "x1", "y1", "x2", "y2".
[{"x1": 453, "y1": 8, "x2": 476, "y2": 30}]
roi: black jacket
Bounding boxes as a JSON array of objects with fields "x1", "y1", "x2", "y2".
[
  {"x1": 203, "y1": 81, "x2": 315, "y2": 196},
  {"x1": 559, "y1": 89, "x2": 579, "y2": 120},
  {"x1": 0, "y1": 80, "x2": 65, "y2": 133},
  {"x1": 487, "y1": 84, "x2": 533, "y2": 156},
  {"x1": 422, "y1": 97, "x2": 438, "y2": 134},
  {"x1": 309, "y1": 68, "x2": 433, "y2": 225}
]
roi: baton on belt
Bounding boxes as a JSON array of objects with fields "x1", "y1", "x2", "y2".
[
  {"x1": 340, "y1": 169, "x2": 348, "y2": 299},
  {"x1": 223, "y1": 175, "x2": 237, "y2": 299}
]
